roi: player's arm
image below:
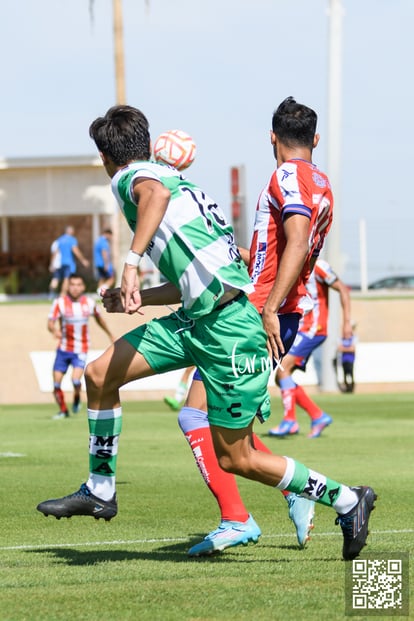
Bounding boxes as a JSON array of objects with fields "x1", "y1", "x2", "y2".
[
  {"x1": 71, "y1": 244, "x2": 89, "y2": 267},
  {"x1": 94, "y1": 313, "x2": 116, "y2": 342},
  {"x1": 121, "y1": 177, "x2": 170, "y2": 314},
  {"x1": 140, "y1": 282, "x2": 181, "y2": 306},
  {"x1": 49, "y1": 249, "x2": 58, "y2": 272},
  {"x1": 101, "y1": 281, "x2": 181, "y2": 314},
  {"x1": 101, "y1": 247, "x2": 110, "y2": 270},
  {"x1": 238, "y1": 246, "x2": 250, "y2": 266},
  {"x1": 262, "y1": 213, "x2": 309, "y2": 357},
  {"x1": 330, "y1": 278, "x2": 353, "y2": 339},
  {"x1": 338, "y1": 340, "x2": 355, "y2": 353},
  {"x1": 47, "y1": 317, "x2": 62, "y2": 340}
]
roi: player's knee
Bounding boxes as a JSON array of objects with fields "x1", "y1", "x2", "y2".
[
  {"x1": 177, "y1": 406, "x2": 209, "y2": 433},
  {"x1": 217, "y1": 453, "x2": 235, "y2": 473},
  {"x1": 217, "y1": 452, "x2": 249, "y2": 476},
  {"x1": 84, "y1": 360, "x2": 116, "y2": 394},
  {"x1": 84, "y1": 362, "x2": 100, "y2": 392}
]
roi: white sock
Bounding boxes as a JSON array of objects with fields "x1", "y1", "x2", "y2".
[
  {"x1": 175, "y1": 381, "x2": 188, "y2": 402},
  {"x1": 333, "y1": 486, "x2": 359, "y2": 514},
  {"x1": 87, "y1": 473, "x2": 116, "y2": 501}
]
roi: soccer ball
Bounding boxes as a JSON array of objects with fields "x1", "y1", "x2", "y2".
[{"x1": 153, "y1": 129, "x2": 196, "y2": 171}]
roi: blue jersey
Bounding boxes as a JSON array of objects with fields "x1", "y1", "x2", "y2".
[
  {"x1": 94, "y1": 235, "x2": 111, "y2": 269},
  {"x1": 57, "y1": 234, "x2": 77, "y2": 272}
]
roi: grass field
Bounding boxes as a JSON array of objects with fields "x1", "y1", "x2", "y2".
[{"x1": 1, "y1": 393, "x2": 413, "y2": 621}]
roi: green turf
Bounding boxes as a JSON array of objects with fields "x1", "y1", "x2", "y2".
[{"x1": 0, "y1": 393, "x2": 413, "y2": 620}]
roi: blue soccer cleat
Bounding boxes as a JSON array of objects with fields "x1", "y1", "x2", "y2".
[
  {"x1": 285, "y1": 493, "x2": 315, "y2": 548},
  {"x1": 308, "y1": 412, "x2": 332, "y2": 438},
  {"x1": 188, "y1": 514, "x2": 261, "y2": 557},
  {"x1": 268, "y1": 420, "x2": 299, "y2": 437}
]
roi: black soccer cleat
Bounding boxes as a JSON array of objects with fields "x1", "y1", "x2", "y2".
[
  {"x1": 36, "y1": 483, "x2": 117, "y2": 521},
  {"x1": 335, "y1": 486, "x2": 377, "y2": 561}
]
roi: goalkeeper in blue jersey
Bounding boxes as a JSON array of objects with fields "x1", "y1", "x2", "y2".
[{"x1": 37, "y1": 102, "x2": 376, "y2": 561}]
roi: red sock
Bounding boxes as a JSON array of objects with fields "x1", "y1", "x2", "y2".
[
  {"x1": 53, "y1": 387, "x2": 68, "y2": 413},
  {"x1": 280, "y1": 387, "x2": 297, "y2": 421},
  {"x1": 184, "y1": 426, "x2": 249, "y2": 523},
  {"x1": 295, "y1": 385, "x2": 322, "y2": 420}
]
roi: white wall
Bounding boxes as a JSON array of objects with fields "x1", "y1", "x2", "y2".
[{"x1": 30, "y1": 341, "x2": 414, "y2": 394}]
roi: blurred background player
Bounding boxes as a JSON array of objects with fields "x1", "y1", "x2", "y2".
[
  {"x1": 333, "y1": 328, "x2": 357, "y2": 393},
  {"x1": 164, "y1": 366, "x2": 196, "y2": 411},
  {"x1": 94, "y1": 228, "x2": 115, "y2": 293},
  {"x1": 48, "y1": 237, "x2": 61, "y2": 299},
  {"x1": 48, "y1": 273, "x2": 115, "y2": 419},
  {"x1": 269, "y1": 258, "x2": 353, "y2": 438},
  {"x1": 54, "y1": 225, "x2": 90, "y2": 295}
]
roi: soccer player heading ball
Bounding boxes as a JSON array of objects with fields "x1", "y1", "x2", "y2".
[{"x1": 37, "y1": 100, "x2": 376, "y2": 562}]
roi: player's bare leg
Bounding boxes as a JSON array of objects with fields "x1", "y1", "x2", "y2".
[
  {"x1": 209, "y1": 422, "x2": 376, "y2": 560},
  {"x1": 37, "y1": 338, "x2": 155, "y2": 521}
]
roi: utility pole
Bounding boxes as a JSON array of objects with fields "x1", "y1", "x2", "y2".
[
  {"x1": 113, "y1": 0, "x2": 126, "y2": 104},
  {"x1": 320, "y1": 0, "x2": 344, "y2": 391},
  {"x1": 111, "y1": 0, "x2": 132, "y2": 281}
]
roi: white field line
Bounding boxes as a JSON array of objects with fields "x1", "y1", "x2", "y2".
[{"x1": 1, "y1": 529, "x2": 413, "y2": 552}]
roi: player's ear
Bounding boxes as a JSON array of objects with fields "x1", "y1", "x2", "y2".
[
  {"x1": 313, "y1": 133, "x2": 320, "y2": 148},
  {"x1": 270, "y1": 130, "x2": 276, "y2": 145}
]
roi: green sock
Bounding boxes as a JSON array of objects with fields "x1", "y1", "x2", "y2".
[
  {"x1": 285, "y1": 459, "x2": 342, "y2": 507},
  {"x1": 86, "y1": 407, "x2": 123, "y2": 500}
]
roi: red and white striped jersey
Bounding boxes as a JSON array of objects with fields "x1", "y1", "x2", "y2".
[
  {"x1": 248, "y1": 159, "x2": 333, "y2": 315},
  {"x1": 300, "y1": 259, "x2": 338, "y2": 337},
  {"x1": 48, "y1": 295, "x2": 101, "y2": 353}
]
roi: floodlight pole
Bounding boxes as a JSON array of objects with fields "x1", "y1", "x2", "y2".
[
  {"x1": 112, "y1": 0, "x2": 132, "y2": 282},
  {"x1": 320, "y1": 0, "x2": 344, "y2": 391},
  {"x1": 113, "y1": 0, "x2": 126, "y2": 105}
]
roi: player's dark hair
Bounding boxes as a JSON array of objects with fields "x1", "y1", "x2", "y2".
[
  {"x1": 89, "y1": 105, "x2": 151, "y2": 165},
  {"x1": 272, "y1": 97, "x2": 317, "y2": 149},
  {"x1": 68, "y1": 273, "x2": 84, "y2": 282}
]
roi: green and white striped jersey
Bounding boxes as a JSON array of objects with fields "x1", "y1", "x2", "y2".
[{"x1": 111, "y1": 161, "x2": 253, "y2": 318}]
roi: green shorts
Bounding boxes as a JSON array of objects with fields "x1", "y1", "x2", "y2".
[{"x1": 123, "y1": 294, "x2": 271, "y2": 429}]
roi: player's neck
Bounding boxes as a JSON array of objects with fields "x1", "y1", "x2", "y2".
[{"x1": 277, "y1": 145, "x2": 312, "y2": 167}]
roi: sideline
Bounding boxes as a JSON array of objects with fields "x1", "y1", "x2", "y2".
[{"x1": 2, "y1": 529, "x2": 413, "y2": 552}]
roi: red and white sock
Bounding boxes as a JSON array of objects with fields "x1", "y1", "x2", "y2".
[{"x1": 178, "y1": 407, "x2": 249, "y2": 522}]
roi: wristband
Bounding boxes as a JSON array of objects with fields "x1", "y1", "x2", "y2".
[{"x1": 125, "y1": 250, "x2": 143, "y2": 267}]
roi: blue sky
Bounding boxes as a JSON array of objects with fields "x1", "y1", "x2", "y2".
[{"x1": 1, "y1": 0, "x2": 412, "y2": 285}]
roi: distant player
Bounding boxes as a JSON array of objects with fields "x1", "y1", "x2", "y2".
[
  {"x1": 269, "y1": 259, "x2": 353, "y2": 437},
  {"x1": 94, "y1": 228, "x2": 115, "y2": 292},
  {"x1": 48, "y1": 238, "x2": 61, "y2": 299},
  {"x1": 48, "y1": 273, "x2": 115, "y2": 419},
  {"x1": 54, "y1": 225, "x2": 90, "y2": 295},
  {"x1": 334, "y1": 330, "x2": 357, "y2": 393}
]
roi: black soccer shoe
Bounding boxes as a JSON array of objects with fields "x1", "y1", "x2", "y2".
[
  {"x1": 335, "y1": 486, "x2": 377, "y2": 561},
  {"x1": 36, "y1": 483, "x2": 117, "y2": 521}
]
